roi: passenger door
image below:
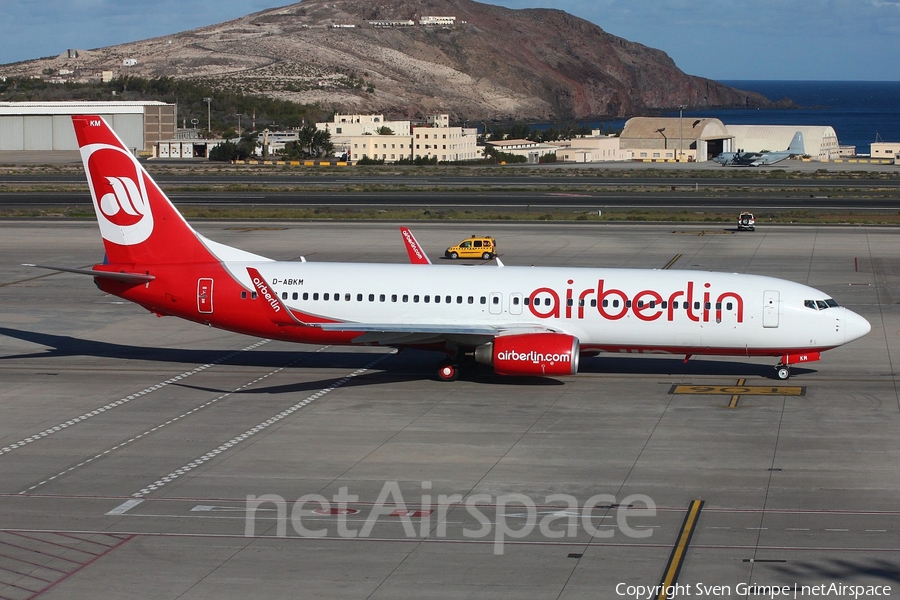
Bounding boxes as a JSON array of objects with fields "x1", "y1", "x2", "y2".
[{"x1": 762, "y1": 290, "x2": 779, "y2": 328}]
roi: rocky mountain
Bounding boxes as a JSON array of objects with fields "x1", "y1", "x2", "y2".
[{"x1": 0, "y1": 0, "x2": 773, "y2": 121}]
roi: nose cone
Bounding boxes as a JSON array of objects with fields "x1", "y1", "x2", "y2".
[{"x1": 844, "y1": 308, "x2": 871, "y2": 343}]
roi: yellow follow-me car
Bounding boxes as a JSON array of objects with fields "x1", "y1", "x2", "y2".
[{"x1": 444, "y1": 236, "x2": 497, "y2": 260}]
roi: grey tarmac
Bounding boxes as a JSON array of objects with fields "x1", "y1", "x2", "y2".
[{"x1": 0, "y1": 220, "x2": 897, "y2": 599}]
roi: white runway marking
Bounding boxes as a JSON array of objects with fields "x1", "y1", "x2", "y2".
[
  {"x1": 106, "y1": 499, "x2": 144, "y2": 515},
  {"x1": 19, "y1": 343, "x2": 322, "y2": 495},
  {"x1": 1, "y1": 340, "x2": 270, "y2": 459},
  {"x1": 133, "y1": 351, "x2": 395, "y2": 498}
]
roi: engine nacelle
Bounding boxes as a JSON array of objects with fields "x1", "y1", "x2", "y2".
[{"x1": 475, "y1": 333, "x2": 580, "y2": 377}]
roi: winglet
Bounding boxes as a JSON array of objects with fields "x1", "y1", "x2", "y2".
[
  {"x1": 246, "y1": 267, "x2": 307, "y2": 326},
  {"x1": 400, "y1": 227, "x2": 432, "y2": 264}
]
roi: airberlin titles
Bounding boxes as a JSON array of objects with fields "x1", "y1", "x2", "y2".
[
  {"x1": 267, "y1": 275, "x2": 744, "y2": 324},
  {"x1": 531, "y1": 279, "x2": 743, "y2": 323}
]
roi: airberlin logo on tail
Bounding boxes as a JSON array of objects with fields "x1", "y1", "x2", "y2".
[{"x1": 84, "y1": 143, "x2": 154, "y2": 246}]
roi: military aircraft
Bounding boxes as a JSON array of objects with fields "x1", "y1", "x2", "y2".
[{"x1": 714, "y1": 131, "x2": 805, "y2": 166}]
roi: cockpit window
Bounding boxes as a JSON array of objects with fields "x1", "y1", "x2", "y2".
[{"x1": 805, "y1": 298, "x2": 840, "y2": 310}]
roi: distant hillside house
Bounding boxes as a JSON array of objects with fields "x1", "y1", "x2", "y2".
[
  {"x1": 419, "y1": 16, "x2": 456, "y2": 27},
  {"x1": 369, "y1": 20, "x2": 415, "y2": 27}
]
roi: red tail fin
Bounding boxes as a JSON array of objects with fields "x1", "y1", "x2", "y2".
[
  {"x1": 72, "y1": 115, "x2": 213, "y2": 267},
  {"x1": 400, "y1": 227, "x2": 432, "y2": 264}
]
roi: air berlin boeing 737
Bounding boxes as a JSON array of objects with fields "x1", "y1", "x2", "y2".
[{"x1": 35, "y1": 115, "x2": 871, "y2": 381}]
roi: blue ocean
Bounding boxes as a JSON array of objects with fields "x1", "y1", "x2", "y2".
[{"x1": 683, "y1": 81, "x2": 900, "y2": 155}]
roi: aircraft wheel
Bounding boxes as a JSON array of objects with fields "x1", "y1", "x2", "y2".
[
  {"x1": 437, "y1": 362, "x2": 459, "y2": 382},
  {"x1": 775, "y1": 365, "x2": 791, "y2": 380}
]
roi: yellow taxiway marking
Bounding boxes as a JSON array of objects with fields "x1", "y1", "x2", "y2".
[
  {"x1": 728, "y1": 378, "x2": 746, "y2": 408},
  {"x1": 657, "y1": 499, "x2": 705, "y2": 599},
  {"x1": 662, "y1": 254, "x2": 683, "y2": 270}
]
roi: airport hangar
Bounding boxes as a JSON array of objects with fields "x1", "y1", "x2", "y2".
[
  {"x1": 0, "y1": 101, "x2": 175, "y2": 154},
  {"x1": 620, "y1": 117, "x2": 839, "y2": 162}
]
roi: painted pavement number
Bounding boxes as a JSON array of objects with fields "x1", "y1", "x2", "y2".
[{"x1": 669, "y1": 385, "x2": 805, "y2": 396}]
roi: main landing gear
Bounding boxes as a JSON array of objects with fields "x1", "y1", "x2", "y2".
[{"x1": 437, "y1": 361, "x2": 459, "y2": 382}]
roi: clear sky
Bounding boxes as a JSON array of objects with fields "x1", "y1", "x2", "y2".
[{"x1": 1, "y1": 0, "x2": 897, "y2": 80}]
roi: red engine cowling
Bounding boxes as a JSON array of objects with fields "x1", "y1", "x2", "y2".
[{"x1": 475, "y1": 333, "x2": 580, "y2": 377}]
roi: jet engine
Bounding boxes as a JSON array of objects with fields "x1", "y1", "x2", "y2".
[{"x1": 475, "y1": 333, "x2": 580, "y2": 377}]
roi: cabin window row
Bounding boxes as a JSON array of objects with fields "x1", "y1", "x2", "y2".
[{"x1": 237, "y1": 290, "x2": 734, "y2": 312}]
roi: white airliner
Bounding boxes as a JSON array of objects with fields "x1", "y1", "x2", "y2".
[{"x1": 33, "y1": 115, "x2": 871, "y2": 381}]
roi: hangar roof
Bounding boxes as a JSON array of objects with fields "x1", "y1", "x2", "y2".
[
  {"x1": 0, "y1": 101, "x2": 169, "y2": 116},
  {"x1": 621, "y1": 117, "x2": 730, "y2": 141}
]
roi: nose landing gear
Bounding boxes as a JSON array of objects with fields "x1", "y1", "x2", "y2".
[{"x1": 775, "y1": 364, "x2": 791, "y2": 380}]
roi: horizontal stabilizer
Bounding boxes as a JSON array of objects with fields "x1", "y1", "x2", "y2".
[{"x1": 24, "y1": 264, "x2": 155, "y2": 283}]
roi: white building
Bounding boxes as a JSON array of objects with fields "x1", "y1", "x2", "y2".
[
  {"x1": 552, "y1": 132, "x2": 632, "y2": 163},
  {"x1": 487, "y1": 139, "x2": 558, "y2": 163},
  {"x1": 412, "y1": 119, "x2": 480, "y2": 162},
  {"x1": 316, "y1": 114, "x2": 411, "y2": 137},
  {"x1": 870, "y1": 142, "x2": 900, "y2": 161},
  {"x1": 321, "y1": 114, "x2": 480, "y2": 163}
]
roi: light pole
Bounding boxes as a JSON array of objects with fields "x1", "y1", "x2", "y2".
[
  {"x1": 203, "y1": 97, "x2": 212, "y2": 135},
  {"x1": 236, "y1": 113, "x2": 242, "y2": 137},
  {"x1": 678, "y1": 104, "x2": 686, "y2": 161}
]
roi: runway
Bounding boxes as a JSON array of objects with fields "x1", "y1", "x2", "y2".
[{"x1": 0, "y1": 221, "x2": 898, "y2": 598}]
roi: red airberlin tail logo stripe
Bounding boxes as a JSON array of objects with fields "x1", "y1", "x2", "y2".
[
  {"x1": 99, "y1": 176, "x2": 149, "y2": 224},
  {"x1": 528, "y1": 279, "x2": 744, "y2": 323}
]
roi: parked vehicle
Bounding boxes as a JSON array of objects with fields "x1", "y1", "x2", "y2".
[
  {"x1": 738, "y1": 212, "x2": 756, "y2": 231},
  {"x1": 445, "y1": 236, "x2": 497, "y2": 260}
]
